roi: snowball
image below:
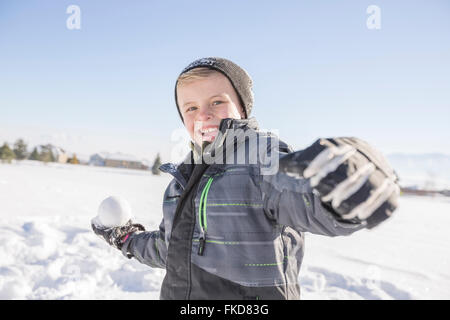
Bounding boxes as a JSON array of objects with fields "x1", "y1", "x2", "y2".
[{"x1": 96, "y1": 196, "x2": 133, "y2": 228}]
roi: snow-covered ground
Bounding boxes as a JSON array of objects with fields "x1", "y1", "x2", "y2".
[{"x1": 0, "y1": 160, "x2": 449, "y2": 300}]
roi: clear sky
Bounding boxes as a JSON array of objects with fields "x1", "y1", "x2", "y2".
[{"x1": 1, "y1": 0, "x2": 449, "y2": 163}]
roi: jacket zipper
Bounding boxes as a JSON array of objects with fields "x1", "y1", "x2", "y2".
[
  {"x1": 280, "y1": 226, "x2": 289, "y2": 299},
  {"x1": 198, "y1": 177, "x2": 214, "y2": 256}
]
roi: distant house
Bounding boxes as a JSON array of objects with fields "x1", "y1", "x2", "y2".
[
  {"x1": 141, "y1": 159, "x2": 151, "y2": 171},
  {"x1": 89, "y1": 153, "x2": 107, "y2": 167},
  {"x1": 89, "y1": 152, "x2": 144, "y2": 170},
  {"x1": 36, "y1": 144, "x2": 68, "y2": 163},
  {"x1": 53, "y1": 146, "x2": 68, "y2": 164}
]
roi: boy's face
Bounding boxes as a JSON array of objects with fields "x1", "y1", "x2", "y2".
[{"x1": 177, "y1": 72, "x2": 245, "y2": 146}]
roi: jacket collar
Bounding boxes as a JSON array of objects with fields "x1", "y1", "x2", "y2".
[
  {"x1": 191, "y1": 117, "x2": 259, "y2": 160},
  {"x1": 159, "y1": 117, "x2": 259, "y2": 188}
]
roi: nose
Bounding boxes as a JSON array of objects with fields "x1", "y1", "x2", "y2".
[{"x1": 196, "y1": 105, "x2": 213, "y2": 122}]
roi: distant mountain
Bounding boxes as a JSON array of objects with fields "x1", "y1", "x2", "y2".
[{"x1": 386, "y1": 153, "x2": 450, "y2": 190}]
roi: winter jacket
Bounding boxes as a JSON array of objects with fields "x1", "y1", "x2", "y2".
[{"x1": 122, "y1": 117, "x2": 366, "y2": 300}]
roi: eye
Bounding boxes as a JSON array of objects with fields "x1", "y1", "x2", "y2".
[
  {"x1": 212, "y1": 100, "x2": 224, "y2": 106},
  {"x1": 185, "y1": 106, "x2": 197, "y2": 113}
]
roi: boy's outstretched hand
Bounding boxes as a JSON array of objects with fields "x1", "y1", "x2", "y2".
[{"x1": 279, "y1": 137, "x2": 400, "y2": 229}]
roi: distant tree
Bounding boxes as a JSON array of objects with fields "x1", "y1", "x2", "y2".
[
  {"x1": 0, "y1": 143, "x2": 16, "y2": 163},
  {"x1": 68, "y1": 153, "x2": 80, "y2": 164},
  {"x1": 151, "y1": 153, "x2": 162, "y2": 175},
  {"x1": 28, "y1": 147, "x2": 40, "y2": 161},
  {"x1": 13, "y1": 139, "x2": 28, "y2": 160},
  {"x1": 40, "y1": 144, "x2": 55, "y2": 163}
]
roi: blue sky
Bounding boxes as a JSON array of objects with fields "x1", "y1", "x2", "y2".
[{"x1": 1, "y1": 0, "x2": 449, "y2": 162}]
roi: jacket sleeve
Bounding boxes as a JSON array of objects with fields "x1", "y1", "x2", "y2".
[
  {"x1": 260, "y1": 139, "x2": 366, "y2": 237},
  {"x1": 120, "y1": 219, "x2": 167, "y2": 269}
]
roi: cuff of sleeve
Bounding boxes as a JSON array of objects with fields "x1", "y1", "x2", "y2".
[{"x1": 121, "y1": 232, "x2": 138, "y2": 259}]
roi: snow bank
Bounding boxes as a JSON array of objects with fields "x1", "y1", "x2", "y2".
[{"x1": 0, "y1": 216, "x2": 165, "y2": 299}]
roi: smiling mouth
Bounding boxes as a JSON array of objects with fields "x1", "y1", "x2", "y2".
[{"x1": 198, "y1": 126, "x2": 219, "y2": 141}]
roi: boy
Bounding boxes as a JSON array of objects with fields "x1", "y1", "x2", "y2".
[{"x1": 92, "y1": 57, "x2": 400, "y2": 300}]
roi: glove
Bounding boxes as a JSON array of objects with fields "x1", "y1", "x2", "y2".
[
  {"x1": 279, "y1": 137, "x2": 400, "y2": 228},
  {"x1": 91, "y1": 217, "x2": 145, "y2": 254}
]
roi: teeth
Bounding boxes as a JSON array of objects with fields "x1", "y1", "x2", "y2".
[{"x1": 200, "y1": 128, "x2": 218, "y2": 134}]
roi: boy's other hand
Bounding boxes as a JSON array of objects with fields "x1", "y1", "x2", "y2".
[{"x1": 279, "y1": 137, "x2": 400, "y2": 229}]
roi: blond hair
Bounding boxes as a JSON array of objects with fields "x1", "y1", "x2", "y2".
[{"x1": 176, "y1": 67, "x2": 221, "y2": 88}]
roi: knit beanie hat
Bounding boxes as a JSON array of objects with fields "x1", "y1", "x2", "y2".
[{"x1": 175, "y1": 57, "x2": 254, "y2": 122}]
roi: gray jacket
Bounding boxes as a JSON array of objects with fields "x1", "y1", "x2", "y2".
[{"x1": 122, "y1": 117, "x2": 365, "y2": 299}]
